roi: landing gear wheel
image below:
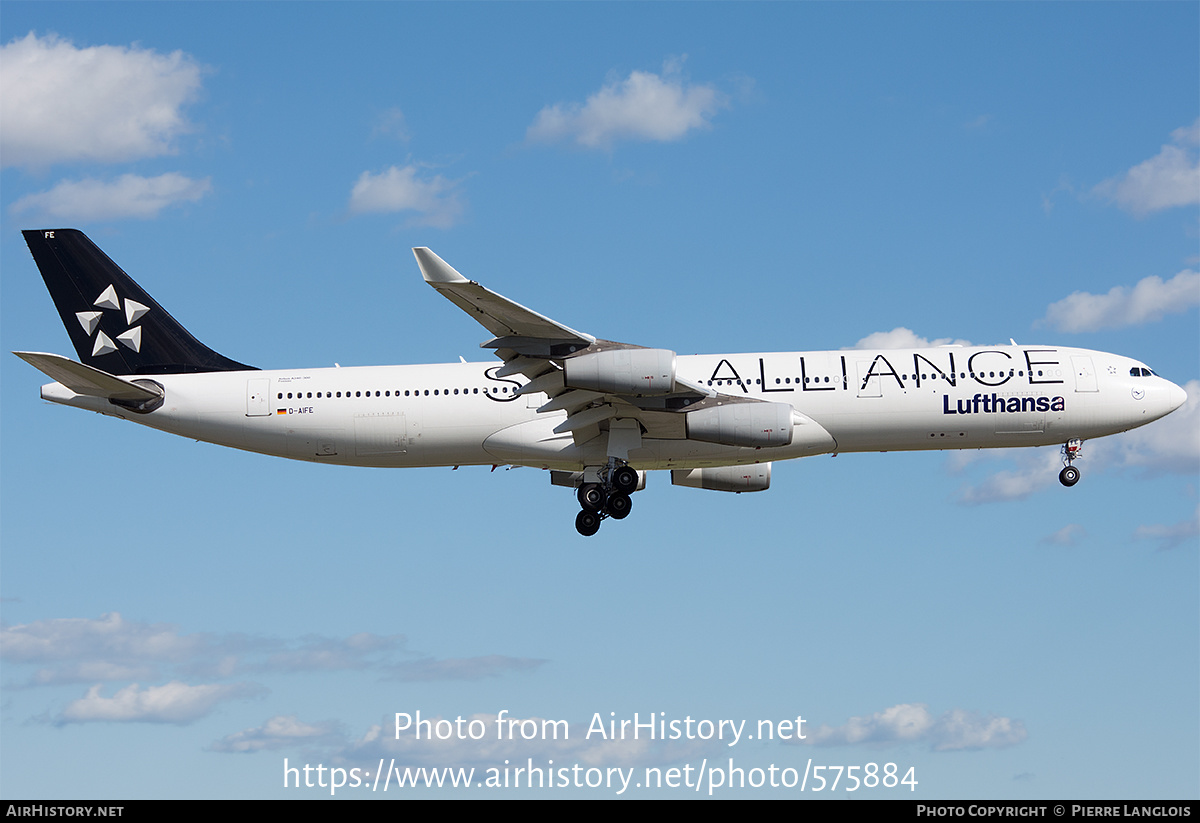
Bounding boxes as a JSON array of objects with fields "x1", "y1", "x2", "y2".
[
  {"x1": 612, "y1": 466, "x2": 638, "y2": 494},
  {"x1": 1059, "y1": 466, "x2": 1080, "y2": 487},
  {"x1": 606, "y1": 491, "x2": 632, "y2": 520},
  {"x1": 578, "y1": 483, "x2": 606, "y2": 512},
  {"x1": 575, "y1": 509, "x2": 601, "y2": 536}
]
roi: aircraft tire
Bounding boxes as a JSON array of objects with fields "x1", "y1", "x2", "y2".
[
  {"x1": 606, "y1": 491, "x2": 632, "y2": 520},
  {"x1": 578, "y1": 483, "x2": 606, "y2": 512},
  {"x1": 1059, "y1": 466, "x2": 1080, "y2": 487},
  {"x1": 576, "y1": 509, "x2": 602, "y2": 536},
  {"x1": 612, "y1": 466, "x2": 638, "y2": 494}
]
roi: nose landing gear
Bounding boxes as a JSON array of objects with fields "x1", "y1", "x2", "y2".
[{"x1": 1059, "y1": 439, "x2": 1083, "y2": 487}]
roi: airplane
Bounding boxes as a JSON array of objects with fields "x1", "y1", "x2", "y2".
[{"x1": 15, "y1": 229, "x2": 1189, "y2": 536}]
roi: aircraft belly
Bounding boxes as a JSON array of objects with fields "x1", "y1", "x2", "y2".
[
  {"x1": 482, "y1": 411, "x2": 836, "y2": 470},
  {"x1": 189, "y1": 412, "x2": 256, "y2": 450},
  {"x1": 814, "y1": 403, "x2": 1042, "y2": 452},
  {"x1": 484, "y1": 418, "x2": 585, "y2": 468},
  {"x1": 814, "y1": 387, "x2": 1148, "y2": 453},
  {"x1": 629, "y1": 438, "x2": 829, "y2": 469},
  {"x1": 276, "y1": 409, "x2": 500, "y2": 468},
  {"x1": 287, "y1": 428, "x2": 345, "y2": 460},
  {"x1": 1047, "y1": 394, "x2": 1161, "y2": 439},
  {"x1": 399, "y1": 422, "x2": 501, "y2": 467}
]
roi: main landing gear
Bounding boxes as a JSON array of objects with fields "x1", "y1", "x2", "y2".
[
  {"x1": 1059, "y1": 438, "x2": 1083, "y2": 487},
  {"x1": 574, "y1": 463, "x2": 639, "y2": 536}
]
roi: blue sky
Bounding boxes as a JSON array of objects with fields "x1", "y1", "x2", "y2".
[{"x1": 1, "y1": 2, "x2": 1197, "y2": 799}]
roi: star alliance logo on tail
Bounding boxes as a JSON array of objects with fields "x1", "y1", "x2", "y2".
[{"x1": 75, "y1": 285, "x2": 148, "y2": 356}]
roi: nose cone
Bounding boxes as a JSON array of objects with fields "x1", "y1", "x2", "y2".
[{"x1": 1167, "y1": 380, "x2": 1188, "y2": 413}]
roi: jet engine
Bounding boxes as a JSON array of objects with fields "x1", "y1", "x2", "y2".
[
  {"x1": 685, "y1": 402, "x2": 794, "y2": 448},
  {"x1": 563, "y1": 348, "x2": 676, "y2": 395},
  {"x1": 672, "y1": 464, "x2": 771, "y2": 493}
]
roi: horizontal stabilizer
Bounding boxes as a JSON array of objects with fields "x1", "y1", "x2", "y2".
[{"x1": 13, "y1": 352, "x2": 163, "y2": 402}]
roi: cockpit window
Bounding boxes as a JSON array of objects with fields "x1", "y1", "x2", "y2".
[{"x1": 1129, "y1": 367, "x2": 1158, "y2": 377}]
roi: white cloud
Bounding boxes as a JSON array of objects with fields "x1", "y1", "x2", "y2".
[
  {"x1": 1, "y1": 612, "x2": 202, "y2": 665},
  {"x1": 1, "y1": 613, "x2": 391, "y2": 684},
  {"x1": 527, "y1": 58, "x2": 727, "y2": 149},
  {"x1": 0, "y1": 32, "x2": 203, "y2": 169},
  {"x1": 1041, "y1": 523, "x2": 1087, "y2": 547},
  {"x1": 262, "y1": 632, "x2": 404, "y2": 673},
  {"x1": 210, "y1": 715, "x2": 343, "y2": 753},
  {"x1": 56, "y1": 680, "x2": 264, "y2": 725},
  {"x1": 3, "y1": 612, "x2": 542, "y2": 691},
  {"x1": 1099, "y1": 119, "x2": 1200, "y2": 217},
  {"x1": 1098, "y1": 147, "x2": 1199, "y2": 214},
  {"x1": 30, "y1": 662, "x2": 158, "y2": 687},
  {"x1": 9, "y1": 173, "x2": 212, "y2": 221},
  {"x1": 1134, "y1": 504, "x2": 1200, "y2": 551},
  {"x1": 348, "y1": 165, "x2": 463, "y2": 228},
  {"x1": 956, "y1": 447, "x2": 1065, "y2": 505},
  {"x1": 370, "y1": 107, "x2": 409, "y2": 142},
  {"x1": 1040, "y1": 270, "x2": 1200, "y2": 333},
  {"x1": 1093, "y1": 119, "x2": 1200, "y2": 216},
  {"x1": 1041, "y1": 175, "x2": 1076, "y2": 215},
  {"x1": 386, "y1": 655, "x2": 545, "y2": 682},
  {"x1": 848, "y1": 327, "x2": 972, "y2": 350},
  {"x1": 964, "y1": 114, "x2": 993, "y2": 131},
  {"x1": 1173, "y1": 120, "x2": 1200, "y2": 146},
  {"x1": 800, "y1": 703, "x2": 1027, "y2": 752},
  {"x1": 929, "y1": 708, "x2": 1028, "y2": 751}
]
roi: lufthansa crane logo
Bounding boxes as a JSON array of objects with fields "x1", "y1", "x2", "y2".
[{"x1": 75, "y1": 284, "x2": 149, "y2": 357}]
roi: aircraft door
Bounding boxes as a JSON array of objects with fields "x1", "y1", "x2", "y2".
[
  {"x1": 1071, "y1": 356, "x2": 1098, "y2": 392},
  {"x1": 856, "y1": 361, "x2": 882, "y2": 397},
  {"x1": 246, "y1": 378, "x2": 270, "y2": 416}
]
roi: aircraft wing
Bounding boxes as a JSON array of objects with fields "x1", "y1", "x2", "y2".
[
  {"x1": 413, "y1": 248, "x2": 595, "y2": 348},
  {"x1": 412, "y1": 249, "x2": 750, "y2": 445}
]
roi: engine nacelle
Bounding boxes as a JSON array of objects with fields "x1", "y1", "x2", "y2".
[
  {"x1": 672, "y1": 464, "x2": 771, "y2": 493},
  {"x1": 685, "y1": 402, "x2": 794, "y2": 448},
  {"x1": 563, "y1": 348, "x2": 677, "y2": 395}
]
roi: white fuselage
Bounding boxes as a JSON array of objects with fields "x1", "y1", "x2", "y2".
[{"x1": 40, "y1": 344, "x2": 1185, "y2": 472}]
